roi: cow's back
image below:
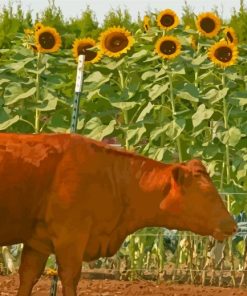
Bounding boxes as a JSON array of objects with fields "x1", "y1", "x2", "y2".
[{"x1": 0, "y1": 133, "x2": 70, "y2": 245}]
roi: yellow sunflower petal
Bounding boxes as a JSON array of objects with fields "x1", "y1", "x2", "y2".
[
  {"x1": 224, "y1": 27, "x2": 238, "y2": 45},
  {"x1": 143, "y1": 15, "x2": 151, "y2": 32},
  {"x1": 24, "y1": 28, "x2": 34, "y2": 35},
  {"x1": 99, "y1": 26, "x2": 134, "y2": 58},
  {"x1": 35, "y1": 26, "x2": 62, "y2": 53},
  {"x1": 196, "y1": 12, "x2": 221, "y2": 38},
  {"x1": 189, "y1": 35, "x2": 198, "y2": 51},
  {"x1": 157, "y1": 9, "x2": 179, "y2": 31},
  {"x1": 72, "y1": 38, "x2": 102, "y2": 64},
  {"x1": 155, "y1": 35, "x2": 181, "y2": 60},
  {"x1": 208, "y1": 40, "x2": 238, "y2": 68},
  {"x1": 34, "y1": 22, "x2": 44, "y2": 32}
]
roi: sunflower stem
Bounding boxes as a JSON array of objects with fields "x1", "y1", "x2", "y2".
[
  {"x1": 168, "y1": 71, "x2": 182, "y2": 162},
  {"x1": 168, "y1": 70, "x2": 184, "y2": 283},
  {"x1": 194, "y1": 67, "x2": 199, "y2": 88},
  {"x1": 222, "y1": 72, "x2": 236, "y2": 286},
  {"x1": 118, "y1": 69, "x2": 129, "y2": 149},
  {"x1": 35, "y1": 52, "x2": 41, "y2": 133},
  {"x1": 222, "y1": 73, "x2": 231, "y2": 210},
  {"x1": 160, "y1": 93, "x2": 166, "y2": 147}
]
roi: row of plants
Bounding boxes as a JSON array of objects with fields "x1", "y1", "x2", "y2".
[
  {"x1": 0, "y1": 5, "x2": 247, "y2": 286},
  {"x1": 1, "y1": 0, "x2": 247, "y2": 49}
]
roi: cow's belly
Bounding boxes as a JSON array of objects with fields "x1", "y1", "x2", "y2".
[
  {"x1": 0, "y1": 190, "x2": 43, "y2": 246},
  {"x1": 0, "y1": 216, "x2": 33, "y2": 245},
  {"x1": 83, "y1": 227, "x2": 127, "y2": 261}
]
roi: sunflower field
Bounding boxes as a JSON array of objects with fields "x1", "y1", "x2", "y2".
[{"x1": 1, "y1": 0, "x2": 247, "y2": 287}]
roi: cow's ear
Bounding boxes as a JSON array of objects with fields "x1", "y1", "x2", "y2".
[
  {"x1": 171, "y1": 165, "x2": 187, "y2": 186},
  {"x1": 160, "y1": 166, "x2": 187, "y2": 212}
]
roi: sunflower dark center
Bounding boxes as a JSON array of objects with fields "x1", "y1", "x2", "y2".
[
  {"x1": 105, "y1": 32, "x2": 129, "y2": 52},
  {"x1": 200, "y1": 17, "x2": 216, "y2": 33},
  {"x1": 160, "y1": 40, "x2": 177, "y2": 55},
  {"x1": 39, "y1": 32, "x2": 56, "y2": 49},
  {"x1": 77, "y1": 44, "x2": 97, "y2": 61},
  {"x1": 214, "y1": 46, "x2": 232, "y2": 63},
  {"x1": 226, "y1": 32, "x2": 234, "y2": 43},
  {"x1": 160, "y1": 14, "x2": 175, "y2": 27}
]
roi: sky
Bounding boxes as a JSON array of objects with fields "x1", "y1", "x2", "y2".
[{"x1": 1, "y1": 0, "x2": 242, "y2": 23}]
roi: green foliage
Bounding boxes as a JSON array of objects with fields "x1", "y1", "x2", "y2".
[
  {"x1": 0, "y1": 4, "x2": 33, "y2": 48},
  {"x1": 181, "y1": 0, "x2": 196, "y2": 29},
  {"x1": 68, "y1": 6, "x2": 100, "y2": 39},
  {"x1": 102, "y1": 8, "x2": 138, "y2": 31},
  {"x1": 230, "y1": 0, "x2": 247, "y2": 43}
]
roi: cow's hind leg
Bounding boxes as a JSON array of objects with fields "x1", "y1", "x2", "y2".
[
  {"x1": 52, "y1": 216, "x2": 92, "y2": 296},
  {"x1": 17, "y1": 245, "x2": 49, "y2": 296}
]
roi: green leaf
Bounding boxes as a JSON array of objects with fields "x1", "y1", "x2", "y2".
[
  {"x1": 0, "y1": 115, "x2": 19, "y2": 130},
  {"x1": 166, "y1": 118, "x2": 186, "y2": 139},
  {"x1": 7, "y1": 57, "x2": 35, "y2": 72},
  {"x1": 141, "y1": 71, "x2": 155, "y2": 81},
  {"x1": 84, "y1": 117, "x2": 102, "y2": 130},
  {"x1": 104, "y1": 58, "x2": 125, "y2": 70},
  {"x1": 150, "y1": 125, "x2": 169, "y2": 141},
  {"x1": 87, "y1": 120, "x2": 116, "y2": 140},
  {"x1": 169, "y1": 64, "x2": 186, "y2": 75},
  {"x1": 127, "y1": 126, "x2": 146, "y2": 144},
  {"x1": 192, "y1": 104, "x2": 214, "y2": 127},
  {"x1": 47, "y1": 112, "x2": 70, "y2": 133},
  {"x1": 223, "y1": 127, "x2": 242, "y2": 147},
  {"x1": 136, "y1": 102, "x2": 153, "y2": 122},
  {"x1": 37, "y1": 93, "x2": 58, "y2": 111},
  {"x1": 111, "y1": 101, "x2": 137, "y2": 111},
  {"x1": 176, "y1": 83, "x2": 199, "y2": 102},
  {"x1": 154, "y1": 147, "x2": 166, "y2": 161},
  {"x1": 231, "y1": 91, "x2": 247, "y2": 106},
  {"x1": 148, "y1": 83, "x2": 169, "y2": 101},
  {"x1": 202, "y1": 144, "x2": 219, "y2": 159},
  {"x1": 191, "y1": 54, "x2": 207, "y2": 66},
  {"x1": 129, "y1": 49, "x2": 147, "y2": 62},
  {"x1": 4, "y1": 87, "x2": 36, "y2": 106},
  {"x1": 84, "y1": 71, "x2": 106, "y2": 83},
  {"x1": 0, "y1": 78, "x2": 10, "y2": 86}
]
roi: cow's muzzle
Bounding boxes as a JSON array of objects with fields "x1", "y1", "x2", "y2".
[{"x1": 213, "y1": 217, "x2": 237, "y2": 241}]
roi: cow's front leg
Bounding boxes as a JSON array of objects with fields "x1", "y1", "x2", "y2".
[
  {"x1": 17, "y1": 245, "x2": 49, "y2": 296},
  {"x1": 52, "y1": 216, "x2": 92, "y2": 296}
]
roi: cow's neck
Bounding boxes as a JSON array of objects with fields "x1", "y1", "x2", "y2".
[{"x1": 122, "y1": 155, "x2": 171, "y2": 234}]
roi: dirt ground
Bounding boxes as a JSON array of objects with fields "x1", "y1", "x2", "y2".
[{"x1": 0, "y1": 274, "x2": 247, "y2": 296}]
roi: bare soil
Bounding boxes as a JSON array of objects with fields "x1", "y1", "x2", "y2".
[{"x1": 0, "y1": 274, "x2": 247, "y2": 296}]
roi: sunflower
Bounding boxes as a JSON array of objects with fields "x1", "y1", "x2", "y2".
[
  {"x1": 143, "y1": 15, "x2": 150, "y2": 32},
  {"x1": 157, "y1": 9, "x2": 179, "y2": 31},
  {"x1": 224, "y1": 27, "x2": 238, "y2": 45},
  {"x1": 35, "y1": 26, "x2": 61, "y2": 53},
  {"x1": 99, "y1": 27, "x2": 134, "y2": 58},
  {"x1": 34, "y1": 22, "x2": 44, "y2": 32},
  {"x1": 196, "y1": 12, "x2": 221, "y2": 38},
  {"x1": 72, "y1": 38, "x2": 102, "y2": 64},
  {"x1": 208, "y1": 40, "x2": 238, "y2": 67},
  {"x1": 155, "y1": 36, "x2": 181, "y2": 60}
]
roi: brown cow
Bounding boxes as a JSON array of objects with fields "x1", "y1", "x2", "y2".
[{"x1": 0, "y1": 133, "x2": 236, "y2": 296}]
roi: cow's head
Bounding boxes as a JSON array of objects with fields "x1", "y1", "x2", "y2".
[{"x1": 159, "y1": 159, "x2": 237, "y2": 241}]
